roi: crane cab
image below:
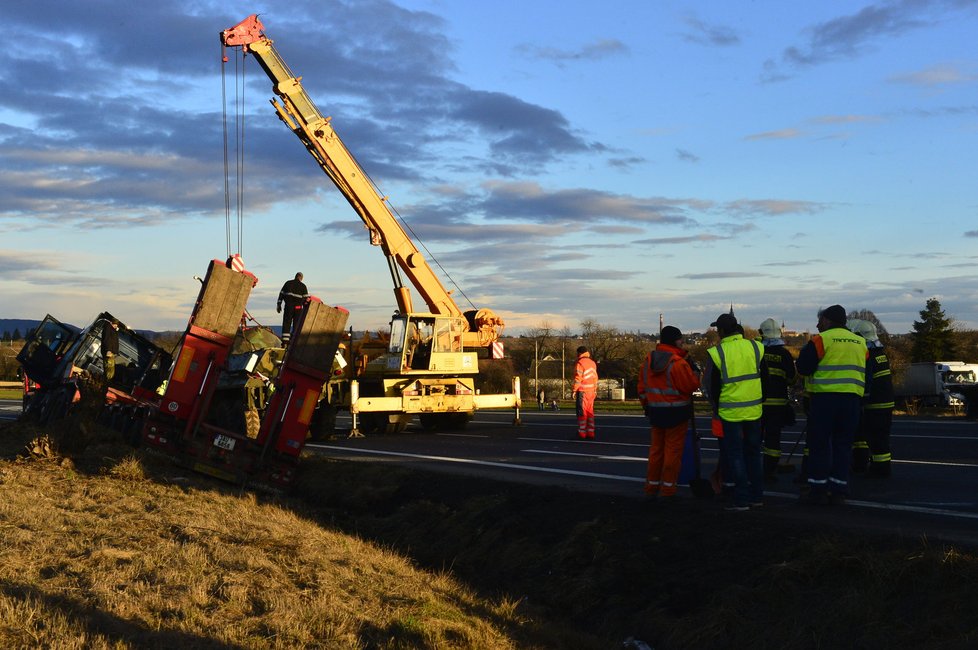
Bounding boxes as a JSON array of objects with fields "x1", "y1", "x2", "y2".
[{"x1": 385, "y1": 313, "x2": 477, "y2": 375}]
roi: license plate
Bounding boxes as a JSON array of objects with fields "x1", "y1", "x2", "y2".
[{"x1": 213, "y1": 434, "x2": 236, "y2": 450}]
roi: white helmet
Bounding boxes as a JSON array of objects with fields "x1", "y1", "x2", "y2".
[
  {"x1": 850, "y1": 319, "x2": 879, "y2": 342},
  {"x1": 758, "y1": 318, "x2": 782, "y2": 339}
]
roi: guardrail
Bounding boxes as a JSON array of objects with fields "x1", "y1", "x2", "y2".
[{"x1": 0, "y1": 381, "x2": 22, "y2": 389}]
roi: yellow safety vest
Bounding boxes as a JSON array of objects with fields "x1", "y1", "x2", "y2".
[
  {"x1": 808, "y1": 328, "x2": 867, "y2": 397},
  {"x1": 707, "y1": 334, "x2": 763, "y2": 422}
]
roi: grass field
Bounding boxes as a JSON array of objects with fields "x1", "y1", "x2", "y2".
[
  {"x1": 0, "y1": 388, "x2": 21, "y2": 400},
  {"x1": 1, "y1": 403, "x2": 977, "y2": 648}
]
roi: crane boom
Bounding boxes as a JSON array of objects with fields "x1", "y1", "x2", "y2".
[{"x1": 221, "y1": 14, "x2": 502, "y2": 347}]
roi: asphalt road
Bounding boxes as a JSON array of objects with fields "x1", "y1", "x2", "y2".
[
  {"x1": 0, "y1": 398, "x2": 21, "y2": 423},
  {"x1": 310, "y1": 408, "x2": 978, "y2": 546},
  {"x1": 4, "y1": 399, "x2": 976, "y2": 545}
]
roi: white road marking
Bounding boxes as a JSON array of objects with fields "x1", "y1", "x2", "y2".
[
  {"x1": 308, "y1": 444, "x2": 978, "y2": 522},
  {"x1": 308, "y1": 444, "x2": 644, "y2": 483},
  {"x1": 761, "y1": 490, "x2": 978, "y2": 519},
  {"x1": 522, "y1": 449, "x2": 646, "y2": 462},
  {"x1": 893, "y1": 459, "x2": 978, "y2": 468}
]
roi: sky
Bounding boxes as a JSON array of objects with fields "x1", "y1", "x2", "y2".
[{"x1": 1, "y1": 0, "x2": 977, "y2": 338}]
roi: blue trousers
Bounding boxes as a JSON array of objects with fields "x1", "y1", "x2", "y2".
[
  {"x1": 806, "y1": 393, "x2": 861, "y2": 496},
  {"x1": 719, "y1": 418, "x2": 763, "y2": 506}
]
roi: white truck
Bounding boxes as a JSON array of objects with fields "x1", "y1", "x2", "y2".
[{"x1": 896, "y1": 361, "x2": 978, "y2": 408}]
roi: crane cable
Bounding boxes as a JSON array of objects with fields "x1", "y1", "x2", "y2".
[
  {"x1": 348, "y1": 149, "x2": 479, "y2": 313},
  {"x1": 220, "y1": 43, "x2": 245, "y2": 258},
  {"x1": 221, "y1": 41, "x2": 475, "y2": 313},
  {"x1": 388, "y1": 199, "x2": 478, "y2": 313}
]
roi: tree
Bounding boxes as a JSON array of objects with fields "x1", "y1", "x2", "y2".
[
  {"x1": 910, "y1": 298, "x2": 956, "y2": 362},
  {"x1": 848, "y1": 308, "x2": 891, "y2": 346},
  {"x1": 12, "y1": 329, "x2": 20, "y2": 341},
  {"x1": 576, "y1": 319, "x2": 650, "y2": 397}
]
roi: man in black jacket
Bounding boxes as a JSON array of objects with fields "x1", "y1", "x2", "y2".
[
  {"x1": 758, "y1": 318, "x2": 796, "y2": 481},
  {"x1": 850, "y1": 319, "x2": 894, "y2": 478},
  {"x1": 277, "y1": 272, "x2": 309, "y2": 344}
]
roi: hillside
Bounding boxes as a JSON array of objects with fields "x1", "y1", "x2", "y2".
[
  {"x1": 1, "y1": 411, "x2": 977, "y2": 648},
  {"x1": 0, "y1": 319, "x2": 41, "y2": 339}
]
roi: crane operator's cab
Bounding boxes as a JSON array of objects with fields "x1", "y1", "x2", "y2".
[
  {"x1": 353, "y1": 313, "x2": 481, "y2": 434},
  {"x1": 386, "y1": 314, "x2": 476, "y2": 374}
]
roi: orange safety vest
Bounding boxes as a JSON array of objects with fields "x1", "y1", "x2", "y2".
[
  {"x1": 639, "y1": 346, "x2": 699, "y2": 408},
  {"x1": 573, "y1": 352, "x2": 598, "y2": 395}
]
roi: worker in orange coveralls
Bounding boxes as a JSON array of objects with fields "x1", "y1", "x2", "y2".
[
  {"x1": 638, "y1": 326, "x2": 701, "y2": 499},
  {"x1": 572, "y1": 346, "x2": 598, "y2": 439}
]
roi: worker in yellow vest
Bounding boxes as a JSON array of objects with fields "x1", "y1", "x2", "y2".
[
  {"x1": 704, "y1": 313, "x2": 764, "y2": 511},
  {"x1": 795, "y1": 305, "x2": 868, "y2": 505}
]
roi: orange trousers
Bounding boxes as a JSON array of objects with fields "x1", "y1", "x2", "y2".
[
  {"x1": 576, "y1": 391, "x2": 596, "y2": 439},
  {"x1": 645, "y1": 421, "x2": 689, "y2": 496}
]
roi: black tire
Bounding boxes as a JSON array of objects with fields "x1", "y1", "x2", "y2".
[
  {"x1": 309, "y1": 404, "x2": 338, "y2": 441},
  {"x1": 418, "y1": 412, "x2": 471, "y2": 432},
  {"x1": 359, "y1": 412, "x2": 410, "y2": 435},
  {"x1": 125, "y1": 412, "x2": 144, "y2": 447},
  {"x1": 38, "y1": 390, "x2": 68, "y2": 425}
]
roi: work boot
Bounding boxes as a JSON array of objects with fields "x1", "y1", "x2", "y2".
[
  {"x1": 798, "y1": 491, "x2": 828, "y2": 506},
  {"x1": 763, "y1": 456, "x2": 779, "y2": 482},
  {"x1": 828, "y1": 493, "x2": 848, "y2": 506},
  {"x1": 868, "y1": 462, "x2": 891, "y2": 478},
  {"x1": 851, "y1": 447, "x2": 870, "y2": 473}
]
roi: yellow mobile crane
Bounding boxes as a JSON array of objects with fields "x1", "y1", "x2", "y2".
[{"x1": 221, "y1": 15, "x2": 520, "y2": 434}]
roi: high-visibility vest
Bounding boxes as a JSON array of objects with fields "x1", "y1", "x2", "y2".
[
  {"x1": 707, "y1": 334, "x2": 763, "y2": 422},
  {"x1": 573, "y1": 353, "x2": 598, "y2": 395},
  {"x1": 640, "y1": 350, "x2": 690, "y2": 408},
  {"x1": 808, "y1": 328, "x2": 867, "y2": 397}
]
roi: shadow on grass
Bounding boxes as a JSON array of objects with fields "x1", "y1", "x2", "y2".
[
  {"x1": 6, "y1": 409, "x2": 978, "y2": 649},
  {"x1": 0, "y1": 581, "x2": 247, "y2": 650}
]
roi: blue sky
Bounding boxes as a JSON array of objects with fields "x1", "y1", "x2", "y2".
[{"x1": 1, "y1": 0, "x2": 976, "y2": 337}]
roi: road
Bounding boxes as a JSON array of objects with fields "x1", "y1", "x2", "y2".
[
  {"x1": 4, "y1": 399, "x2": 977, "y2": 544},
  {"x1": 311, "y1": 408, "x2": 978, "y2": 545},
  {"x1": 0, "y1": 398, "x2": 21, "y2": 423}
]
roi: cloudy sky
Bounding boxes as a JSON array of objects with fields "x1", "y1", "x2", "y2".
[{"x1": 2, "y1": 0, "x2": 976, "y2": 336}]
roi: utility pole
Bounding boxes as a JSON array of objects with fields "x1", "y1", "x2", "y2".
[
  {"x1": 659, "y1": 313, "x2": 663, "y2": 337},
  {"x1": 534, "y1": 339, "x2": 539, "y2": 397},
  {"x1": 561, "y1": 339, "x2": 566, "y2": 399}
]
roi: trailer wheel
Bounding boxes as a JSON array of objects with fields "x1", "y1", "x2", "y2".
[
  {"x1": 360, "y1": 412, "x2": 409, "y2": 434},
  {"x1": 124, "y1": 411, "x2": 144, "y2": 447}
]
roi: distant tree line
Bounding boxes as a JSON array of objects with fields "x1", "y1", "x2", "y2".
[
  {"x1": 500, "y1": 297, "x2": 978, "y2": 401},
  {"x1": 2, "y1": 329, "x2": 23, "y2": 341},
  {"x1": 1, "y1": 298, "x2": 975, "y2": 390}
]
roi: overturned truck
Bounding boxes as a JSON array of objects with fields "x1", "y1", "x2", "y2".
[
  {"x1": 18, "y1": 311, "x2": 170, "y2": 425},
  {"x1": 19, "y1": 258, "x2": 349, "y2": 492},
  {"x1": 132, "y1": 259, "x2": 349, "y2": 491}
]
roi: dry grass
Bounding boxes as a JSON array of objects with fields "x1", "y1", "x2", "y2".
[
  {"x1": 2, "y1": 407, "x2": 978, "y2": 649},
  {"x1": 0, "y1": 421, "x2": 562, "y2": 649}
]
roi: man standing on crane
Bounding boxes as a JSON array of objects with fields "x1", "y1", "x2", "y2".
[
  {"x1": 276, "y1": 272, "x2": 309, "y2": 344},
  {"x1": 573, "y1": 346, "x2": 598, "y2": 439}
]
